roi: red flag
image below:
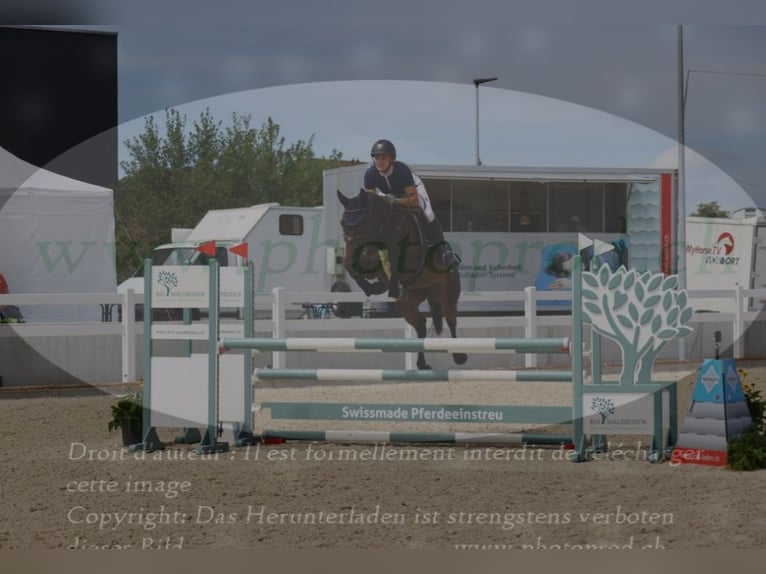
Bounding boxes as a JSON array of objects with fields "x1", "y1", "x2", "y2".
[
  {"x1": 229, "y1": 242, "x2": 249, "y2": 259},
  {"x1": 196, "y1": 240, "x2": 216, "y2": 256}
]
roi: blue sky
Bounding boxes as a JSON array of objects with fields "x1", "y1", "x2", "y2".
[{"x1": 117, "y1": 80, "x2": 755, "y2": 213}]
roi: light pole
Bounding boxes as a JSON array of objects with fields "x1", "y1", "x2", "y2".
[
  {"x1": 677, "y1": 25, "x2": 687, "y2": 361},
  {"x1": 473, "y1": 77, "x2": 497, "y2": 165}
]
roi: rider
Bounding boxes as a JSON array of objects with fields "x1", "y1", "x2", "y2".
[{"x1": 364, "y1": 139, "x2": 456, "y2": 268}]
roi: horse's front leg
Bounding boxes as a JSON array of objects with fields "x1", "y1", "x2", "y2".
[
  {"x1": 378, "y1": 245, "x2": 399, "y2": 299},
  {"x1": 398, "y1": 299, "x2": 430, "y2": 370}
]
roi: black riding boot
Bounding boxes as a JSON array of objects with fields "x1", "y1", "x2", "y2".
[{"x1": 427, "y1": 219, "x2": 458, "y2": 269}]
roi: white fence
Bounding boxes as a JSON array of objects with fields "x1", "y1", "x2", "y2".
[{"x1": 0, "y1": 286, "x2": 764, "y2": 386}]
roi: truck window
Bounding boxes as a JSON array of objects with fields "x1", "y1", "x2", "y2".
[
  {"x1": 133, "y1": 245, "x2": 232, "y2": 278},
  {"x1": 195, "y1": 247, "x2": 229, "y2": 267},
  {"x1": 215, "y1": 247, "x2": 229, "y2": 266},
  {"x1": 160, "y1": 248, "x2": 197, "y2": 266},
  {"x1": 279, "y1": 214, "x2": 304, "y2": 236},
  {"x1": 132, "y1": 247, "x2": 197, "y2": 278},
  {"x1": 423, "y1": 176, "x2": 628, "y2": 234}
]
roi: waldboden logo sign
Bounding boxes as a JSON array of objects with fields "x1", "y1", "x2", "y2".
[
  {"x1": 151, "y1": 266, "x2": 208, "y2": 307},
  {"x1": 584, "y1": 394, "x2": 652, "y2": 433}
]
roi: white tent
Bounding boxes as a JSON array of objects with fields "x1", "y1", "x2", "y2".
[{"x1": 0, "y1": 146, "x2": 116, "y2": 322}]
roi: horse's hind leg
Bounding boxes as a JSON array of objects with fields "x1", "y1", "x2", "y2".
[
  {"x1": 444, "y1": 273, "x2": 467, "y2": 365},
  {"x1": 446, "y1": 315, "x2": 467, "y2": 365}
]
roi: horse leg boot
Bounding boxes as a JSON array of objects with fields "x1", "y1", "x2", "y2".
[{"x1": 427, "y1": 219, "x2": 458, "y2": 270}]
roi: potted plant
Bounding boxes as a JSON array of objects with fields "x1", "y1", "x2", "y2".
[{"x1": 108, "y1": 391, "x2": 144, "y2": 446}]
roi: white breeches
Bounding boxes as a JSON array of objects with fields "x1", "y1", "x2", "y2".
[{"x1": 413, "y1": 174, "x2": 435, "y2": 222}]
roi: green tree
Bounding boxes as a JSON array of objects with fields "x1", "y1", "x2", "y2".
[
  {"x1": 114, "y1": 109, "x2": 350, "y2": 280},
  {"x1": 692, "y1": 201, "x2": 729, "y2": 218}
]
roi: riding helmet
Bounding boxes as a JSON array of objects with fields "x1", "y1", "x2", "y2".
[{"x1": 370, "y1": 139, "x2": 396, "y2": 159}]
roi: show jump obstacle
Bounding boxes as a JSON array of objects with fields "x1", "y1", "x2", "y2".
[
  {"x1": 136, "y1": 238, "x2": 692, "y2": 462},
  {"x1": 133, "y1": 260, "x2": 256, "y2": 454}
]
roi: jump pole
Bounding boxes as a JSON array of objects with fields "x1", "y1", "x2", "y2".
[
  {"x1": 252, "y1": 368, "x2": 572, "y2": 382},
  {"x1": 220, "y1": 337, "x2": 570, "y2": 354},
  {"x1": 261, "y1": 429, "x2": 573, "y2": 446}
]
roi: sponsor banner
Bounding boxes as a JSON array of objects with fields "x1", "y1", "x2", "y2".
[
  {"x1": 692, "y1": 358, "x2": 745, "y2": 403},
  {"x1": 660, "y1": 173, "x2": 673, "y2": 275},
  {"x1": 446, "y1": 232, "x2": 623, "y2": 311},
  {"x1": 673, "y1": 358, "x2": 747, "y2": 466},
  {"x1": 449, "y1": 232, "x2": 621, "y2": 293},
  {"x1": 670, "y1": 447, "x2": 727, "y2": 467},
  {"x1": 696, "y1": 361, "x2": 722, "y2": 398},
  {"x1": 219, "y1": 323, "x2": 245, "y2": 338},
  {"x1": 152, "y1": 324, "x2": 209, "y2": 340},
  {"x1": 582, "y1": 392, "x2": 669, "y2": 435},
  {"x1": 151, "y1": 265, "x2": 209, "y2": 307},
  {"x1": 150, "y1": 322, "x2": 244, "y2": 341},
  {"x1": 685, "y1": 218, "x2": 753, "y2": 312},
  {"x1": 262, "y1": 402, "x2": 571, "y2": 424},
  {"x1": 724, "y1": 360, "x2": 746, "y2": 402},
  {"x1": 268, "y1": 403, "x2": 507, "y2": 423}
]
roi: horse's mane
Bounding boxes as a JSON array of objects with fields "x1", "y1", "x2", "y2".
[{"x1": 340, "y1": 190, "x2": 417, "y2": 237}]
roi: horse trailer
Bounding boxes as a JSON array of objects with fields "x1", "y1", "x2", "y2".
[
  {"x1": 121, "y1": 164, "x2": 679, "y2": 315},
  {"x1": 325, "y1": 163, "x2": 677, "y2": 312}
]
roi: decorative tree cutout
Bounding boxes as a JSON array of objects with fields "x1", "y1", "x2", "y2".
[
  {"x1": 157, "y1": 270, "x2": 179, "y2": 295},
  {"x1": 581, "y1": 263, "x2": 693, "y2": 385},
  {"x1": 591, "y1": 396, "x2": 615, "y2": 423}
]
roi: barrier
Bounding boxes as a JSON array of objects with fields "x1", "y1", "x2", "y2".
[
  {"x1": 226, "y1": 251, "x2": 684, "y2": 462},
  {"x1": 221, "y1": 337, "x2": 570, "y2": 354},
  {"x1": 136, "y1": 246, "x2": 685, "y2": 462},
  {"x1": 220, "y1": 268, "x2": 583, "y2": 452},
  {"x1": 132, "y1": 260, "x2": 255, "y2": 454},
  {"x1": 220, "y1": 337, "x2": 571, "y2": 382},
  {"x1": 252, "y1": 368, "x2": 572, "y2": 382},
  {"x1": 259, "y1": 429, "x2": 571, "y2": 445}
]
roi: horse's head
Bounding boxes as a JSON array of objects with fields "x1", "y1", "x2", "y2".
[
  {"x1": 337, "y1": 188, "x2": 372, "y2": 242},
  {"x1": 337, "y1": 189, "x2": 388, "y2": 280}
]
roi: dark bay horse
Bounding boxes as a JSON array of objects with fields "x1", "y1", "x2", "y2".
[{"x1": 337, "y1": 189, "x2": 466, "y2": 370}]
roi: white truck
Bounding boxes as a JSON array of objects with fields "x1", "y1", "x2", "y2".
[
  {"x1": 117, "y1": 203, "x2": 339, "y2": 306},
  {"x1": 685, "y1": 215, "x2": 766, "y2": 312}
]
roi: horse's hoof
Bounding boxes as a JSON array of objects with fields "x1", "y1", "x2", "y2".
[
  {"x1": 453, "y1": 353, "x2": 468, "y2": 365},
  {"x1": 417, "y1": 363, "x2": 432, "y2": 370}
]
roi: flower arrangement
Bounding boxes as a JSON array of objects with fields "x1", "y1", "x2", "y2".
[
  {"x1": 739, "y1": 370, "x2": 765, "y2": 433},
  {"x1": 107, "y1": 391, "x2": 144, "y2": 446},
  {"x1": 728, "y1": 369, "x2": 766, "y2": 471}
]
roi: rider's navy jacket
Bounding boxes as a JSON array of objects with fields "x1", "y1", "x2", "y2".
[{"x1": 364, "y1": 161, "x2": 415, "y2": 197}]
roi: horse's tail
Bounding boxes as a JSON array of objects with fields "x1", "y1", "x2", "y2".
[{"x1": 428, "y1": 295, "x2": 444, "y2": 334}]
